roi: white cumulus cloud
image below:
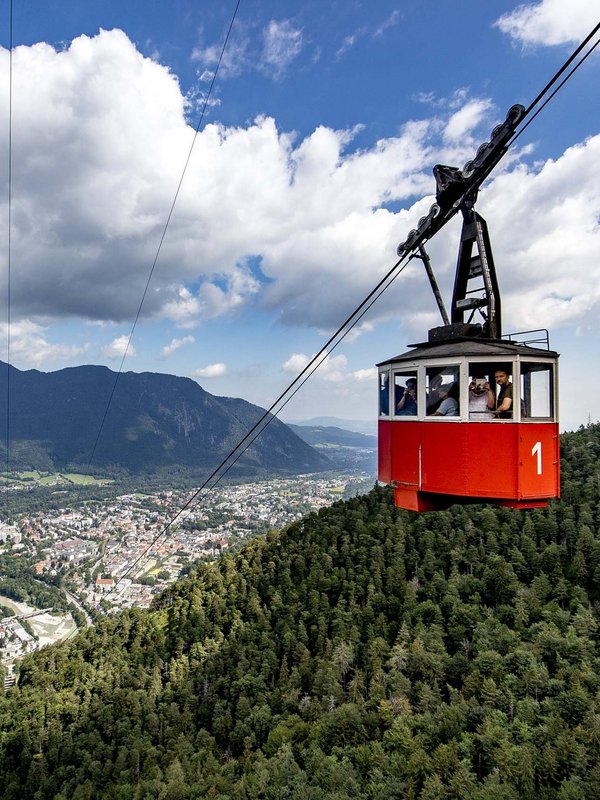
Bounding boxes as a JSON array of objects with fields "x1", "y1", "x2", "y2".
[
  {"x1": 161, "y1": 266, "x2": 261, "y2": 327},
  {"x1": 159, "y1": 335, "x2": 195, "y2": 358},
  {"x1": 282, "y1": 352, "x2": 376, "y2": 384},
  {"x1": 0, "y1": 28, "x2": 598, "y2": 353},
  {"x1": 194, "y1": 362, "x2": 227, "y2": 378},
  {"x1": 0, "y1": 321, "x2": 87, "y2": 368},
  {"x1": 191, "y1": 34, "x2": 250, "y2": 81},
  {"x1": 0, "y1": 29, "x2": 497, "y2": 334},
  {"x1": 282, "y1": 353, "x2": 310, "y2": 373},
  {"x1": 495, "y1": 0, "x2": 600, "y2": 46},
  {"x1": 475, "y1": 134, "x2": 600, "y2": 334},
  {"x1": 443, "y1": 99, "x2": 494, "y2": 144},
  {"x1": 102, "y1": 335, "x2": 136, "y2": 360}
]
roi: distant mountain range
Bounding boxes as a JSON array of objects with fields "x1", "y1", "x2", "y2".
[
  {"x1": 288, "y1": 423, "x2": 377, "y2": 473},
  {"x1": 0, "y1": 362, "x2": 332, "y2": 477},
  {"x1": 288, "y1": 424, "x2": 376, "y2": 449},
  {"x1": 286, "y1": 415, "x2": 376, "y2": 436}
]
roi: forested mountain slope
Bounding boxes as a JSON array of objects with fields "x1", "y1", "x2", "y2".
[{"x1": 1, "y1": 425, "x2": 600, "y2": 799}]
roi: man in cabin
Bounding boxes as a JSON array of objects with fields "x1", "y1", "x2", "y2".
[
  {"x1": 396, "y1": 377, "x2": 417, "y2": 415},
  {"x1": 493, "y1": 369, "x2": 513, "y2": 418}
]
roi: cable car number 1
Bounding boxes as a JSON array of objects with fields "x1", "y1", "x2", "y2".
[{"x1": 532, "y1": 441, "x2": 542, "y2": 475}]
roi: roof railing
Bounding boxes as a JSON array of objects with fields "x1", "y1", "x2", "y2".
[{"x1": 504, "y1": 328, "x2": 550, "y2": 349}]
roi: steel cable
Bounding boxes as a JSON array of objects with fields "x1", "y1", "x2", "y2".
[{"x1": 109, "y1": 20, "x2": 600, "y2": 590}]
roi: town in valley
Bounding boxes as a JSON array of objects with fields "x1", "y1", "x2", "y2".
[{"x1": 0, "y1": 471, "x2": 373, "y2": 673}]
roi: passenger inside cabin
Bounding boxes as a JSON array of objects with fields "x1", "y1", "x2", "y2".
[
  {"x1": 426, "y1": 374, "x2": 444, "y2": 414},
  {"x1": 494, "y1": 369, "x2": 513, "y2": 418},
  {"x1": 396, "y1": 378, "x2": 417, "y2": 416},
  {"x1": 468, "y1": 377, "x2": 495, "y2": 420},
  {"x1": 433, "y1": 382, "x2": 459, "y2": 416}
]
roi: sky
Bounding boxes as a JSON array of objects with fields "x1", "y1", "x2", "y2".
[{"x1": 0, "y1": 0, "x2": 598, "y2": 432}]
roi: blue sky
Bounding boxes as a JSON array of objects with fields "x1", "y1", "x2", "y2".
[{"x1": 0, "y1": 0, "x2": 598, "y2": 431}]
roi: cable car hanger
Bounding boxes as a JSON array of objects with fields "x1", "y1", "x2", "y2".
[{"x1": 396, "y1": 104, "x2": 527, "y2": 343}]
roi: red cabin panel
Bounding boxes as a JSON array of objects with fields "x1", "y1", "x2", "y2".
[
  {"x1": 377, "y1": 419, "x2": 392, "y2": 485},
  {"x1": 517, "y1": 423, "x2": 560, "y2": 499},
  {"x1": 379, "y1": 419, "x2": 559, "y2": 511}
]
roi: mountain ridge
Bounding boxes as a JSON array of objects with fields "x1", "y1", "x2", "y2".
[
  {"x1": 285, "y1": 415, "x2": 376, "y2": 436},
  {"x1": 287, "y1": 423, "x2": 377, "y2": 449},
  {"x1": 0, "y1": 361, "x2": 332, "y2": 476}
]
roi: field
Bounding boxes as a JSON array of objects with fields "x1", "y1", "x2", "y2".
[{"x1": 6, "y1": 471, "x2": 113, "y2": 487}]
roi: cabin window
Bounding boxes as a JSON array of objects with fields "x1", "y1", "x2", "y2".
[
  {"x1": 426, "y1": 366, "x2": 459, "y2": 417},
  {"x1": 393, "y1": 371, "x2": 418, "y2": 417},
  {"x1": 520, "y1": 362, "x2": 553, "y2": 419},
  {"x1": 379, "y1": 371, "x2": 390, "y2": 416}
]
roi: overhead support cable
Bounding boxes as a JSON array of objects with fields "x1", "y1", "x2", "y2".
[
  {"x1": 4, "y1": 0, "x2": 13, "y2": 502},
  {"x1": 101, "y1": 20, "x2": 600, "y2": 593},
  {"x1": 522, "y1": 20, "x2": 600, "y2": 119},
  {"x1": 509, "y1": 22, "x2": 600, "y2": 147},
  {"x1": 85, "y1": 0, "x2": 242, "y2": 473},
  {"x1": 114, "y1": 252, "x2": 415, "y2": 587}
]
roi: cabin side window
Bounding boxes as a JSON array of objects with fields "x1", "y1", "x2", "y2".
[
  {"x1": 393, "y1": 371, "x2": 418, "y2": 417},
  {"x1": 520, "y1": 362, "x2": 554, "y2": 419},
  {"x1": 379, "y1": 370, "x2": 390, "y2": 416},
  {"x1": 426, "y1": 366, "x2": 460, "y2": 417}
]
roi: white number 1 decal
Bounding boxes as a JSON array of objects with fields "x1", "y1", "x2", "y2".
[{"x1": 532, "y1": 441, "x2": 542, "y2": 475}]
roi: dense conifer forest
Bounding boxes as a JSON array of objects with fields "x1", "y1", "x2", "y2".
[{"x1": 1, "y1": 424, "x2": 600, "y2": 799}]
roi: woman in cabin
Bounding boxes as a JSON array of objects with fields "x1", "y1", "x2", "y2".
[
  {"x1": 468, "y1": 377, "x2": 495, "y2": 419},
  {"x1": 432, "y1": 382, "x2": 459, "y2": 416}
]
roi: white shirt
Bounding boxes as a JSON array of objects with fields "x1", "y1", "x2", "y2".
[{"x1": 469, "y1": 391, "x2": 493, "y2": 419}]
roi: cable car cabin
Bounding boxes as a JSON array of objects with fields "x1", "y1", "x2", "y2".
[
  {"x1": 378, "y1": 337, "x2": 560, "y2": 512},
  {"x1": 375, "y1": 103, "x2": 564, "y2": 512}
]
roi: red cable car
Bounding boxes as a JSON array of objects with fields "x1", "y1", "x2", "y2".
[
  {"x1": 377, "y1": 107, "x2": 560, "y2": 511},
  {"x1": 378, "y1": 337, "x2": 560, "y2": 511}
]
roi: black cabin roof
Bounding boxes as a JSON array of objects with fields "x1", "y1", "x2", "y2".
[{"x1": 377, "y1": 337, "x2": 559, "y2": 367}]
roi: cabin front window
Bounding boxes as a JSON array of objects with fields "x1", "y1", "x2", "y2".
[{"x1": 393, "y1": 371, "x2": 418, "y2": 417}]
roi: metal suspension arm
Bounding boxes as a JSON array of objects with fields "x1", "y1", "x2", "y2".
[
  {"x1": 451, "y1": 203, "x2": 501, "y2": 339},
  {"x1": 416, "y1": 244, "x2": 450, "y2": 326}
]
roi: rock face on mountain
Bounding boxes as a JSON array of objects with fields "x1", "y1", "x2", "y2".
[{"x1": 0, "y1": 362, "x2": 332, "y2": 475}]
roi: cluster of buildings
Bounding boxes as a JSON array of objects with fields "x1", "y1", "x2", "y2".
[
  {"x1": 0, "y1": 605, "x2": 77, "y2": 669},
  {"x1": 5, "y1": 473, "x2": 371, "y2": 617},
  {"x1": 0, "y1": 617, "x2": 36, "y2": 659}
]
